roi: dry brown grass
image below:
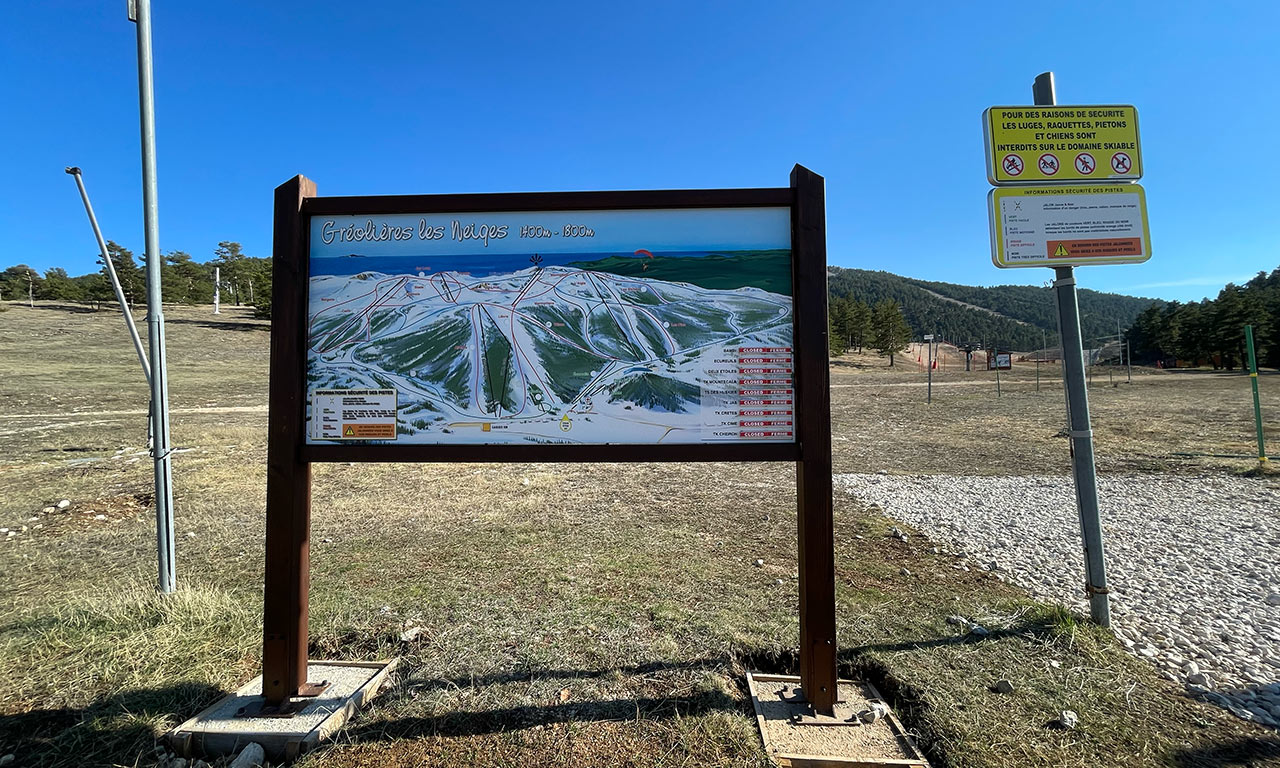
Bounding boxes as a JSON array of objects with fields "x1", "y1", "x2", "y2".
[
  {"x1": 830, "y1": 347, "x2": 1280, "y2": 476},
  {"x1": 0, "y1": 303, "x2": 1277, "y2": 767}
]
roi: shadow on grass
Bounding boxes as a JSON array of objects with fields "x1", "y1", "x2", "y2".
[
  {"x1": 24, "y1": 301, "x2": 104, "y2": 314},
  {"x1": 348, "y1": 658, "x2": 741, "y2": 742},
  {"x1": 397, "y1": 658, "x2": 724, "y2": 696},
  {"x1": 351, "y1": 689, "x2": 740, "y2": 742},
  {"x1": 1170, "y1": 738, "x2": 1280, "y2": 766},
  {"x1": 834, "y1": 615, "x2": 1280, "y2": 768},
  {"x1": 162, "y1": 316, "x2": 268, "y2": 332},
  {"x1": 23, "y1": 302, "x2": 268, "y2": 332},
  {"x1": 0, "y1": 681, "x2": 223, "y2": 768}
]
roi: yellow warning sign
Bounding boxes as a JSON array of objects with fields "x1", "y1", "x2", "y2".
[
  {"x1": 310, "y1": 388, "x2": 398, "y2": 441},
  {"x1": 984, "y1": 105, "x2": 1141, "y2": 184},
  {"x1": 342, "y1": 423, "x2": 396, "y2": 438},
  {"x1": 1054, "y1": 243, "x2": 1070, "y2": 258}
]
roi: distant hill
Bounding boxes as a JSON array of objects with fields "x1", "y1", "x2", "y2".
[
  {"x1": 568, "y1": 250, "x2": 791, "y2": 294},
  {"x1": 827, "y1": 267, "x2": 1158, "y2": 350}
]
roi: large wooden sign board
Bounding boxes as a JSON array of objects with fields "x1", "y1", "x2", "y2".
[{"x1": 264, "y1": 165, "x2": 837, "y2": 713}]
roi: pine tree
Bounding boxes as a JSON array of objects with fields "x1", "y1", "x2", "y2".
[
  {"x1": 104, "y1": 241, "x2": 145, "y2": 306},
  {"x1": 871, "y1": 299, "x2": 912, "y2": 366},
  {"x1": 828, "y1": 297, "x2": 851, "y2": 356},
  {"x1": 213, "y1": 241, "x2": 247, "y2": 305},
  {"x1": 847, "y1": 300, "x2": 871, "y2": 352},
  {"x1": 41, "y1": 267, "x2": 83, "y2": 302}
]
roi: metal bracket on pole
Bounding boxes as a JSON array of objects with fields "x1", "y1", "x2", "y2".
[{"x1": 1053, "y1": 276, "x2": 1076, "y2": 289}]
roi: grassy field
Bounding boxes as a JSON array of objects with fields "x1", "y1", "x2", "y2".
[{"x1": 1, "y1": 301, "x2": 1278, "y2": 767}]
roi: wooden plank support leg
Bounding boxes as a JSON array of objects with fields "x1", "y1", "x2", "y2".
[
  {"x1": 791, "y1": 164, "x2": 837, "y2": 714},
  {"x1": 263, "y1": 175, "x2": 318, "y2": 707}
]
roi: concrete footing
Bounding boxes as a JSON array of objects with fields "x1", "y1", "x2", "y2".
[{"x1": 168, "y1": 660, "x2": 397, "y2": 762}]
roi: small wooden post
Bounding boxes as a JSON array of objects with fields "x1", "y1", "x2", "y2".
[
  {"x1": 791, "y1": 165, "x2": 837, "y2": 713},
  {"x1": 263, "y1": 175, "x2": 317, "y2": 706}
]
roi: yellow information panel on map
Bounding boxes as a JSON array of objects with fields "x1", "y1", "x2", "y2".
[
  {"x1": 988, "y1": 184, "x2": 1151, "y2": 268},
  {"x1": 984, "y1": 105, "x2": 1141, "y2": 185}
]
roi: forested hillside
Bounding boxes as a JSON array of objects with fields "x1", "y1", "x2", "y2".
[
  {"x1": 828, "y1": 267, "x2": 1158, "y2": 350},
  {"x1": 906, "y1": 278, "x2": 1159, "y2": 344},
  {"x1": 1128, "y1": 268, "x2": 1279, "y2": 369}
]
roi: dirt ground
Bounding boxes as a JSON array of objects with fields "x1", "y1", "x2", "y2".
[{"x1": 1, "y1": 302, "x2": 1277, "y2": 768}]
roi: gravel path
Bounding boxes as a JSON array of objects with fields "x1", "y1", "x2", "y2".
[{"x1": 835, "y1": 472, "x2": 1280, "y2": 728}]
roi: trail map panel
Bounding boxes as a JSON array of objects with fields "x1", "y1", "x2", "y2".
[{"x1": 305, "y1": 207, "x2": 794, "y2": 445}]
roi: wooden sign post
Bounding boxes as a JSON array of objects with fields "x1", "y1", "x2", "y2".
[{"x1": 262, "y1": 166, "x2": 837, "y2": 714}]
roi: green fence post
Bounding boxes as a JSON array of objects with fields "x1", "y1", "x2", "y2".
[{"x1": 1246, "y1": 325, "x2": 1268, "y2": 464}]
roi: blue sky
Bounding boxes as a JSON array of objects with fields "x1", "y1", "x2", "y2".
[{"x1": 3, "y1": 2, "x2": 1276, "y2": 302}]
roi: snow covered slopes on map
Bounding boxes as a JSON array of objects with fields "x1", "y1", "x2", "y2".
[{"x1": 305, "y1": 253, "x2": 794, "y2": 445}]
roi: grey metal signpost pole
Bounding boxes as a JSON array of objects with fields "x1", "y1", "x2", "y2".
[
  {"x1": 1035, "y1": 72, "x2": 1110, "y2": 626},
  {"x1": 130, "y1": 0, "x2": 177, "y2": 594}
]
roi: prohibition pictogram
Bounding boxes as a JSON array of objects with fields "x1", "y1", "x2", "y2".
[
  {"x1": 1038, "y1": 153, "x2": 1059, "y2": 176},
  {"x1": 1074, "y1": 153, "x2": 1096, "y2": 175},
  {"x1": 1002, "y1": 154, "x2": 1024, "y2": 176},
  {"x1": 1111, "y1": 152, "x2": 1132, "y2": 174}
]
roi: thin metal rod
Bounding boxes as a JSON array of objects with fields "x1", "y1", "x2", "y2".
[
  {"x1": 133, "y1": 0, "x2": 176, "y2": 595},
  {"x1": 1038, "y1": 71, "x2": 1110, "y2": 626},
  {"x1": 65, "y1": 168, "x2": 152, "y2": 387}
]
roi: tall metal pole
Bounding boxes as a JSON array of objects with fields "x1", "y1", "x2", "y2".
[
  {"x1": 132, "y1": 0, "x2": 176, "y2": 594},
  {"x1": 213, "y1": 266, "x2": 221, "y2": 314},
  {"x1": 1246, "y1": 325, "x2": 1268, "y2": 464},
  {"x1": 1037, "y1": 71, "x2": 1110, "y2": 626},
  {"x1": 66, "y1": 167, "x2": 152, "y2": 386}
]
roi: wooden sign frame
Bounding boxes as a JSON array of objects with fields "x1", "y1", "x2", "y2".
[{"x1": 263, "y1": 165, "x2": 837, "y2": 713}]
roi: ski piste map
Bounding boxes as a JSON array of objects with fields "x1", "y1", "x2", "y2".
[{"x1": 305, "y1": 207, "x2": 794, "y2": 445}]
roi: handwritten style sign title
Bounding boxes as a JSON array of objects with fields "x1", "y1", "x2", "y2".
[{"x1": 318, "y1": 218, "x2": 596, "y2": 248}]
